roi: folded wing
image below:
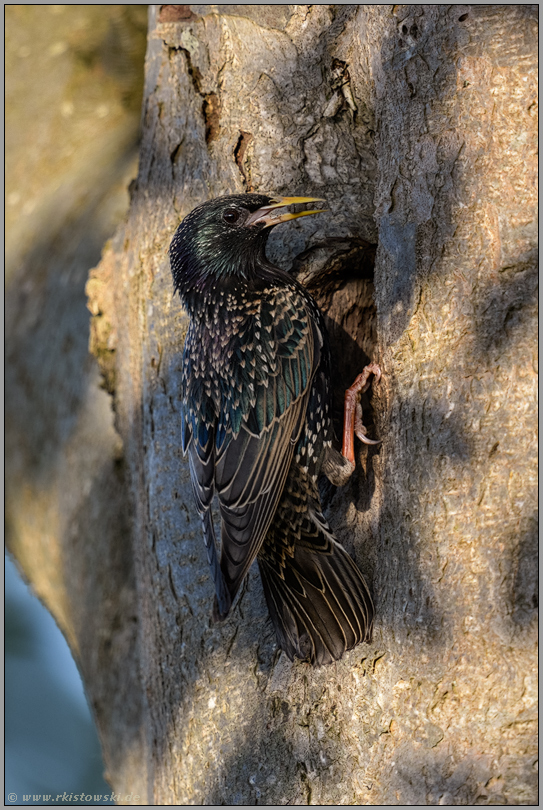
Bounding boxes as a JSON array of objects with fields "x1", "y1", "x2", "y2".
[{"x1": 183, "y1": 284, "x2": 324, "y2": 616}]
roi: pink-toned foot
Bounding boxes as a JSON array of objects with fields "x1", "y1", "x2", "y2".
[{"x1": 342, "y1": 363, "x2": 381, "y2": 464}]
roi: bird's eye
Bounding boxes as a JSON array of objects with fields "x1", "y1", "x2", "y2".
[{"x1": 223, "y1": 208, "x2": 241, "y2": 225}]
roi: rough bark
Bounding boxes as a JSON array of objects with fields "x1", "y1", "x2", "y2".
[{"x1": 11, "y1": 4, "x2": 538, "y2": 806}]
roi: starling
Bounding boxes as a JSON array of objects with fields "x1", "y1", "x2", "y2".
[{"x1": 169, "y1": 193, "x2": 380, "y2": 665}]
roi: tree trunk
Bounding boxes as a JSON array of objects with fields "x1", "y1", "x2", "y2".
[{"x1": 13, "y1": 4, "x2": 539, "y2": 805}]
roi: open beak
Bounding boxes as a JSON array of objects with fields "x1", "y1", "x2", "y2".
[{"x1": 246, "y1": 196, "x2": 326, "y2": 229}]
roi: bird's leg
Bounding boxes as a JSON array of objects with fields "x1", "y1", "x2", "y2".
[{"x1": 342, "y1": 363, "x2": 381, "y2": 464}]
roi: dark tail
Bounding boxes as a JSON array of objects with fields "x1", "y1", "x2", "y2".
[
  {"x1": 200, "y1": 509, "x2": 232, "y2": 620},
  {"x1": 257, "y1": 467, "x2": 373, "y2": 666}
]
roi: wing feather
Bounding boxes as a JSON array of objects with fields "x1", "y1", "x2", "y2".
[
  {"x1": 183, "y1": 282, "x2": 324, "y2": 612},
  {"x1": 215, "y1": 389, "x2": 310, "y2": 600}
]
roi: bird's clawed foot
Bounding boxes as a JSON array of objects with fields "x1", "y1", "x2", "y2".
[{"x1": 342, "y1": 363, "x2": 381, "y2": 465}]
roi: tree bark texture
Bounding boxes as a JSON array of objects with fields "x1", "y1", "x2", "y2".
[{"x1": 21, "y1": 4, "x2": 541, "y2": 805}]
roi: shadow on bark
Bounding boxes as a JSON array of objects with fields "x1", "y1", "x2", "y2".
[
  {"x1": 61, "y1": 456, "x2": 142, "y2": 788},
  {"x1": 509, "y1": 510, "x2": 538, "y2": 629},
  {"x1": 473, "y1": 259, "x2": 538, "y2": 363}
]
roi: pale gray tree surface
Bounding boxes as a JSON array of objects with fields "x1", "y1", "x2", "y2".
[{"x1": 8, "y1": 5, "x2": 538, "y2": 805}]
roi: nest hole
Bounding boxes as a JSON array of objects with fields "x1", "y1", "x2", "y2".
[{"x1": 292, "y1": 239, "x2": 378, "y2": 447}]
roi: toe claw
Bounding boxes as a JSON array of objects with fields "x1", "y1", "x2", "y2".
[
  {"x1": 354, "y1": 401, "x2": 380, "y2": 445},
  {"x1": 356, "y1": 433, "x2": 381, "y2": 446}
]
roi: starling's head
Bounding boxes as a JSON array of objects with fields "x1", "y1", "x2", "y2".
[{"x1": 169, "y1": 193, "x2": 324, "y2": 300}]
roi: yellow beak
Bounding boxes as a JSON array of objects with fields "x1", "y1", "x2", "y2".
[{"x1": 246, "y1": 196, "x2": 326, "y2": 228}]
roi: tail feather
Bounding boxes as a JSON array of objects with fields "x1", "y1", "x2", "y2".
[
  {"x1": 201, "y1": 510, "x2": 231, "y2": 620},
  {"x1": 257, "y1": 470, "x2": 373, "y2": 666}
]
